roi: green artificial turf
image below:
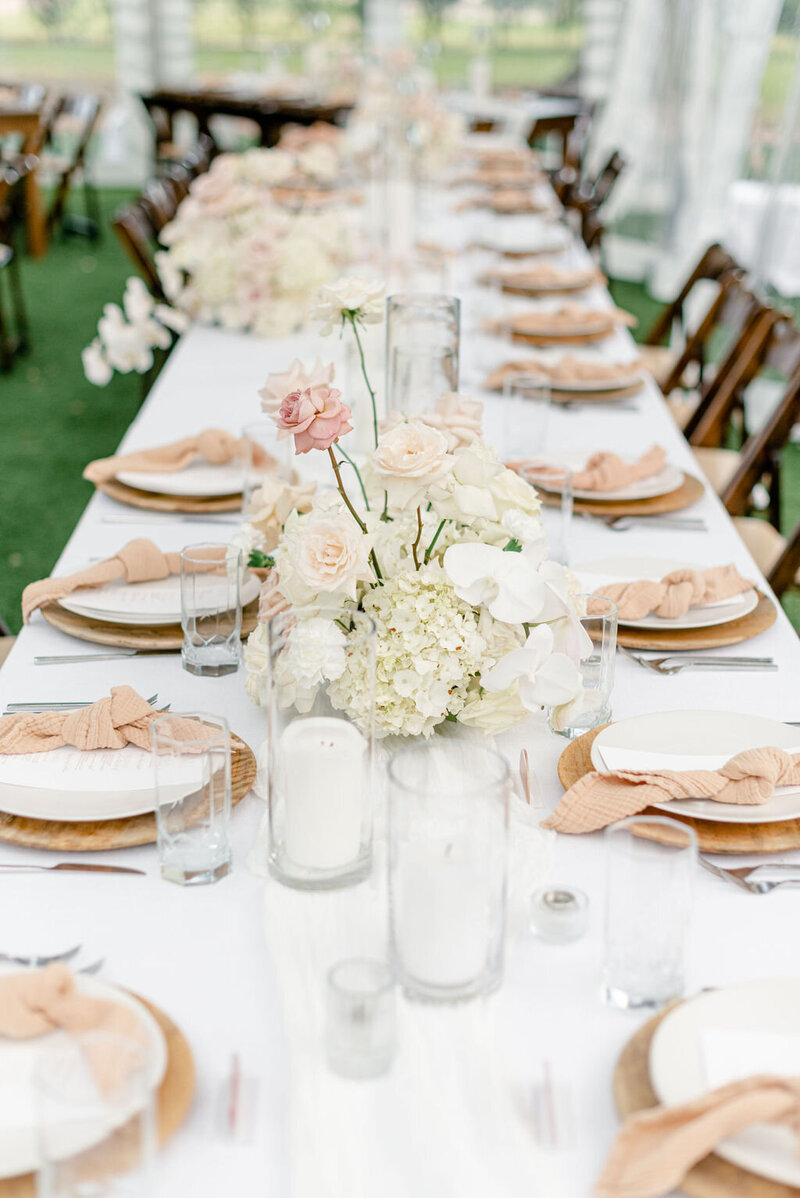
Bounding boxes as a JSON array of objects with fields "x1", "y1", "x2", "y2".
[{"x1": 0, "y1": 204, "x2": 798, "y2": 635}]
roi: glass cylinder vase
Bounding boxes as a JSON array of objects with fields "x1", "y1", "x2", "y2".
[
  {"x1": 385, "y1": 293, "x2": 460, "y2": 416},
  {"x1": 265, "y1": 609, "x2": 376, "y2": 889},
  {"x1": 387, "y1": 740, "x2": 509, "y2": 1002}
]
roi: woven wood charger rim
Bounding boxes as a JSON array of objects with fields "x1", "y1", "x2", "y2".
[
  {"x1": 612, "y1": 1001, "x2": 799, "y2": 1196},
  {"x1": 96, "y1": 477, "x2": 243, "y2": 513},
  {"x1": 501, "y1": 279, "x2": 599, "y2": 298},
  {"x1": 41, "y1": 599, "x2": 259, "y2": 649},
  {"x1": 617, "y1": 591, "x2": 776, "y2": 650},
  {"x1": 539, "y1": 470, "x2": 705, "y2": 516},
  {"x1": 0, "y1": 733, "x2": 257, "y2": 852},
  {"x1": 557, "y1": 725, "x2": 800, "y2": 854},
  {"x1": 0, "y1": 990, "x2": 196, "y2": 1198},
  {"x1": 485, "y1": 379, "x2": 644, "y2": 401},
  {"x1": 511, "y1": 327, "x2": 612, "y2": 345}
]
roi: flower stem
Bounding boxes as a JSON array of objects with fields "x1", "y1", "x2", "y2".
[
  {"x1": 347, "y1": 312, "x2": 378, "y2": 450},
  {"x1": 327, "y1": 446, "x2": 367, "y2": 534},
  {"x1": 424, "y1": 518, "x2": 447, "y2": 562},
  {"x1": 412, "y1": 506, "x2": 423, "y2": 570},
  {"x1": 337, "y1": 444, "x2": 370, "y2": 510}
]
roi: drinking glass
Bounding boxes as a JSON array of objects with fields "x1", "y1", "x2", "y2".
[
  {"x1": 603, "y1": 817, "x2": 697, "y2": 1009},
  {"x1": 35, "y1": 1031, "x2": 156, "y2": 1197},
  {"x1": 326, "y1": 958, "x2": 396, "y2": 1079},
  {"x1": 518, "y1": 462, "x2": 573, "y2": 565},
  {"x1": 151, "y1": 712, "x2": 232, "y2": 885},
  {"x1": 265, "y1": 609, "x2": 376, "y2": 889},
  {"x1": 549, "y1": 594, "x2": 617, "y2": 738},
  {"x1": 388, "y1": 740, "x2": 509, "y2": 1002},
  {"x1": 502, "y1": 375, "x2": 551, "y2": 457},
  {"x1": 385, "y1": 293, "x2": 460, "y2": 415},
  {"x1": 180, "y1": 543, "x2": 243, "y2": 677},
  {"x1": 240, "y1": 420, "x2": 292, "y2": 514}
]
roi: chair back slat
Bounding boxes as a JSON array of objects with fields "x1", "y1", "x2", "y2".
[
  {"x1": 111, "y1": 201, "x2": 163, "y2": 297},
  {"x1": 721, "y1": 367, "x2": 800, "y2": 516},
  {"x1": 646, "y1": 242, "x2": 740, "y2": 348}
]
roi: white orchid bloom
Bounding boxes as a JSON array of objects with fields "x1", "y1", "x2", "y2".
[
  {"x1": 154, "y1": 303, "x2": 190, "y2": 333},
  {"x1": 443, "y1": 542, "x2": 568, "y2": 624},
  {"x1": 154, "y1": 250, "x2": 184, "y2": 302},
  {"x1": 122, "y1": 276, "x2": 154, "y2": 324},
  {"x1": 81, "y1": 338, "x2": 112, "y2": 387},
  {"x1": 481, "y1": 624, "x2": 582, "y2": 711}
]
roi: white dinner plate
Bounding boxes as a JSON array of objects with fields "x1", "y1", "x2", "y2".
[
  {"x1": 548, "y1": 370, "x2": 645, "y2": 394},
  {"x1": 116, "y1": 461, "x2": 246, "y2": 497},
  {"x1": 0, "y1": 740, "x2": 208, "y2": 821},
  {"x1": 59, "y1": 570, "x2": 260, "y2": 626},
  {"x1": 510, "y1": 316, "x2": 613, "y2": 339},
  {"x1": 0, "y1": 968, "x2": 167, "y2": 1179},
  {"x1": 590, "y1": 710, "x2": 800, "y2": 823},
  {"x1": 478, "y1": 233, "x2": 569, "y2": 256},
  {"x1": 501, "y1": 275, "x2": 599, "y2": 294},
  {"x1": 576, "y1": 556, "x2": 759, "y2": 630},
  {"x1": 528, "y1": 451, "x2": 684, "y2": 502},
  {"x1": 649, "y1": 978, "x2": 800, "y2": 1188}
]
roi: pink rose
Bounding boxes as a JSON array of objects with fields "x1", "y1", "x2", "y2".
[{"x1": 275, "y1": 386, "x2": 353, "y2": 454}]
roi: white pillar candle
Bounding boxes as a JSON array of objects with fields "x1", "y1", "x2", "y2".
[
  {"x1": 281, "y1": 718, "x2": 366, "y2": 871},
  {"x1": 394, "y1": 842, "x2": 490, "y2": 988}
]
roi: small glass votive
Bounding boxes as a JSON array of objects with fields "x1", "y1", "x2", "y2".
[
  {"x1": 385, "y1": 292, "x2": 460, "y2": 415},
  {"x1": 502, "y1": 375, "x2": 552, "y2": 457},
  {"x1": 603, "y1": 816, "x2": 697, "y2": 1009},
  {"x1": 180, "y1": 543, "x2": 243, "y2": 677},
  {"x1": 549, "y1": 594, "x2": 618, "y2": 739},
  {"x1": 326, "y1": 958, "x2": 396, "y2": 1079},
  {"x1": 34, "y1": 1030, "x2": 156, "y2": 1197},
  {"x1": 151, "y1": 711, "x2": 232, "y2": 885},
  {"x1": 530, "y1": 885, "x2": 589, "y2": 944},
  {"x1": 518, "y1": 461, "x2": 573, "y2": 565},
  {"x1": 241, "y1": 419, "x2": 292, "y2": 514}
]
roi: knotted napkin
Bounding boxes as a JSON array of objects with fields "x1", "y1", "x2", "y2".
[
  {"x1": 596, "y1": 1074, "x2": 800, "y2": 1198},
  {"x1": 543, "y1": 746, "x2": 800, "y2": 834},
  {"x1": 0, "y1": 964, "x2": 146, "y2": 1092},
  {"x1": 506, "y1": 305, "x2": 637, "y2": 338},
  {"x1": 590, "y1": 564, "x2": 753, "y2": 621},
  {"x1": 488, "y1": 265, "x2": 604, "y2": 292},
  {"x1": 22, "y1": 538, "x2": 225, "y2": 624},
  {"x1": 0, "y1": 686, "x2": 202, "y2": 756},
  {"x1": 485, "y1": 355, "x2": 641, "y2": 393},
  {"x1": 83, "y1": 428, "x2": 274, "y2": 485}
]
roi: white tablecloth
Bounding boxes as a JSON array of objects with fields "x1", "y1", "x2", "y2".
[{"x1": 3, "y1": 174, "x2": 800, "y2": 1197}]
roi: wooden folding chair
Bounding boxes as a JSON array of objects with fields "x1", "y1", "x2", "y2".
[
  {"x1": 0, "y1": 160, "x2": 31, "y2": 369},
  {"x1": 45, "y1": 92, "x2": 102, "y2": 239},
  {"x1": 721, "y1": 367, "x2": 800, "y2": 525},
  {"x1": 179, "y1": 133, "x2": 216, "y2": 180},
  {"x1": 766, "y1": 518, "x2": 800, "y2": 601},
  {"x1": 111, "y1": 201, "x2": 164, "y2": 298}
]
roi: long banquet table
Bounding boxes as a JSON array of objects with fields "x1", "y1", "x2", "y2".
[{"x1": 3, "y1": 164, "x2": 800, "y2": 1197}]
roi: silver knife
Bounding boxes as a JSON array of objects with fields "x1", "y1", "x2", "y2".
[
  {"x1": 0, "y1": 863, "x2": 145, "y2": 876},
  {"x1": 35, "y1": 652, "x2": 178, "y2": 665}
]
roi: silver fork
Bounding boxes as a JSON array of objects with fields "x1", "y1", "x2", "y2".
[
  {"x1": 619, "y1": 648, "x2": 775, "y2": 675},
  {"x1": 4, "y1": 692, "x2": 158, "y2": 715},
  {"x1": 700, "y1": 857, "x2": 800, "y2": 894},
  {"x1": 0, "y1": 944, "x2": 81, "y2": 967},
  {"x1": 604, "y1": 516, "x2": 707, "y2": 532}
]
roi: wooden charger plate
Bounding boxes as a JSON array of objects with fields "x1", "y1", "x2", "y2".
[
  {"x1": 0, "y1": 733, "x2": 257, "y2": 852},
  {"x1": 96, "y1": 477, "x2": 242, "y2": 514},
  {"x1": 550, "y1": 381, "x2": 644, "y2": 403},
  {"x1": 557, "y1": 725, "x2": 800, "y2": 853},
  {"x1": 618, "y1": 590, "x2": 776, "y2": 651},
  {"x1": 1, "y1": 990, "x2": 195, "y2": 1198},
  {"x1": 41, "y1": 598, "x2": 259, "y2": 650},
  {"x1": 613, "y1": 1002, "x2": 799, "y2": 1197},
  {"x1": 539, "y1": 471, "x2": 704, "y2": 517},
  {"x1": 511, "y1": 327, "x2": 613, "y2": 346}
]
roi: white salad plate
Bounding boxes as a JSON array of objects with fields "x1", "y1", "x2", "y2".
[
  {"x1": 529, "y1": 452, "x2": 684, "y2": 502},
  {"x1": 116, "y1": 461, "x2": 246, "y2": 497},
  {"x1": 59, "y1": 570, "x2": 260, "y2": 627}
]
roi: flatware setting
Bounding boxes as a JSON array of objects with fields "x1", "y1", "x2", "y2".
[
  {"x1": 699, "y1": 856, "x2": 800, "y2": 894},
  {"x1": 581, "y1": 513, "x2": 708, "y2": 532},
  {"x1": 35, "y1": 651, "x2": 180, "y2": 665},
  {"x1": 0, "y1": 862, "x2": 145, "y2": 876},
  {"x1": 619, "y1": 648, "x2": 777, "y2": 675},
  {"x1": 3, "y1": 692, "x2": 159, "y2": 715}
]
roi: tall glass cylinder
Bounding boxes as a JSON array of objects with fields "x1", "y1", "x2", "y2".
[
  {"x1": 385, "y1": 293, "x2": 460, "y2": 416},
  {"x1": 388, "y1": 740, "x2": 509, "y2": 1002},
  {"x1": 266, "y1": 609, "x2": 376, "y2": 889}
]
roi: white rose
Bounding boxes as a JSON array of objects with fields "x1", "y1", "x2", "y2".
[
  {"x1": 488, "y1": 466, "x2": 542, "y2": 517},
  {"x1": 311, "y1": 276, "x2": 386, "y2": 335},
  {"x1": 501, "y1": 508, "x2": 545, "y2": 546},
  {"x1": 280, "y1": 509, "x2": 374, "y2": 602},
  {"x1": 372, "y1": 421, "x2": 453, "y2": 510},
  {"x1": 457, "y1": 686, "x2": 530, "y2": 734}
]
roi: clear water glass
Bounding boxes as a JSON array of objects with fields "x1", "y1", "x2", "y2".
[
  {"x1": 180, "y1": 543, "x2": 243, "y2": 677},
  {"x1": 388, "y1": 740, "x2": 509, "y2": 1003},
  {"x1": 385, "y1": 293, "x2": 460, "y2": 415},
  {"x1": 502, "y1": 374, "x2": 552, "y2": 457},
  {"x1": 151, "y1": 712, "x2": 232, "y2": 885},
  {"x1": 326, "y1": 959, "x2": 396, "y2": 1079},
  {"x1": 518, "y1": 461, "x2": 573, "y2": 565},
  {"x1": 603, "y1": 817, "x2": 697, "y2": 1009},
  {"x1": 35, "y1": 1031, "x2": 156, "y2": 1197},
  {"x1": 240, "y1": 419, "x2": 292, "y2": 514},
  {"x1": 549, "y1": 594, "x2": 617, "y2": 738}
]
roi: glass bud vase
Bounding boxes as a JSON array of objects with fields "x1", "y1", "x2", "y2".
[
  {"x1": 387, "y1": 740, "x2": 509, "y2": 1001},
  {"x1": 265, "y1": 608, "x2": 376, "y2": 889}
]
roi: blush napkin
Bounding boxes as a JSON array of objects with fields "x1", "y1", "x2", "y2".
[
  {"x1": 83, "y1": 427, "x2": 273, "y2": 485},
  {"x1": 543, "y1": 746, "x2": 800, "y2": 834},
  {"x1": 589, "y1": 564, "x2": 753, "y2": 620},
  {"x1": 508, "y1": 446, "x2": 666, "y2": 493}
]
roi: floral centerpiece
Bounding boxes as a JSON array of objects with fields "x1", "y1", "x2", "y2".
[{"x1": 243, "y1": 288, "x2": 588, "y2": 740}]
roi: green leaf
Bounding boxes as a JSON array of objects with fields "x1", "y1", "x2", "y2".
[
  {"x1": 248, "y1": 550, "x2": 274, "y2": 569},
  {"x1": 503, "y1": 537, "x2": 523, "y2": 553}
]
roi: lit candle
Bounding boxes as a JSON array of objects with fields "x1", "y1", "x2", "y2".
[
  {"x1": 394, "y1": 842, "x2": 491, "y2": 988},
  {"x1": 280, "y1": 717, "x2": 366, "y2": 871}
]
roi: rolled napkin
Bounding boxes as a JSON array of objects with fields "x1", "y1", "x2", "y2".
[
  {"x1": 0, "y1": 963, "x2": 147, "y2": 1092},
  {"x1": 596, "y1": 1074, "x2": 800, "y2": 1198},
  {"x1": 543, "y1": 746, "x2": 800, "y2": 834},
  {"x1": 83, "y1": 428, "x2": 274, "y2": 486},
  {"x1": 484, "y1": 355, "x2": 642, "y2": 392},
  {"x1": 22, "y1": 538, "x2": 225, "y2": 624},
  {"x1": 590, "y1": 564, "x2": 753, "y2": 621},
  {"x1": 0, "y1": 685, "x2": 202, "y2": 755}
]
